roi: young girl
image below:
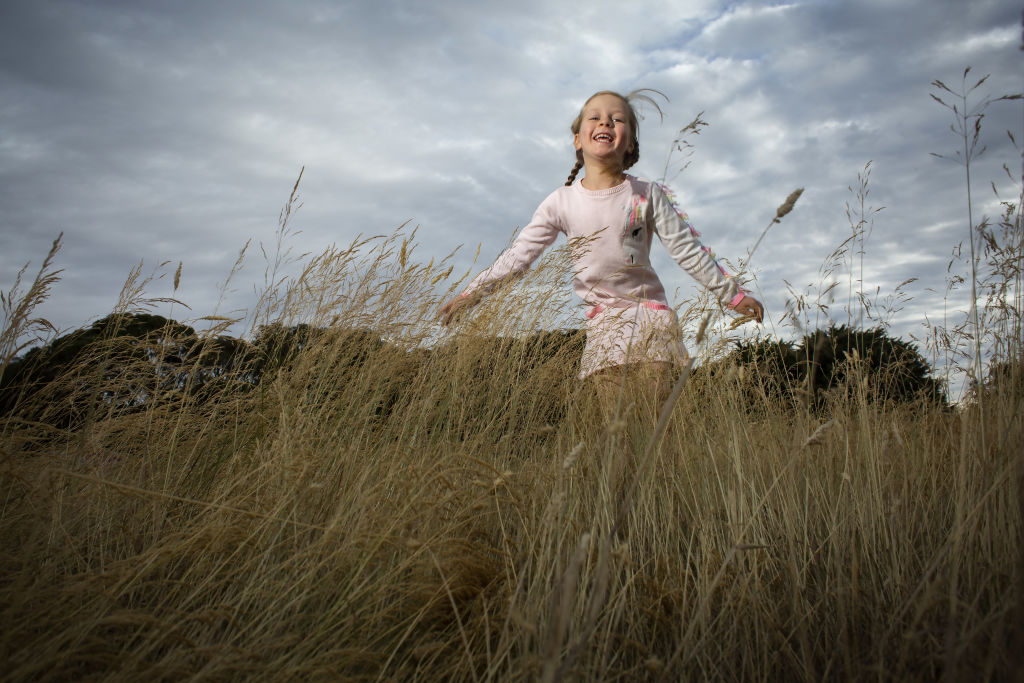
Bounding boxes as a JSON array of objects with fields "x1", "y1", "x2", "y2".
[{"x1": 438, "y1": 90, "x2": 764, "y2": 386}]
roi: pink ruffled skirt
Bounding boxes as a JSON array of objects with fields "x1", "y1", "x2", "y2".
[{"x1": 579, "y1": 301, "x2": 686, "y2": 378}]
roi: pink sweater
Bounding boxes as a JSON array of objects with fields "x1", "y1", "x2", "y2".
[{"x1": 464, "y1": 175, "x2": 745, "y2": 313}]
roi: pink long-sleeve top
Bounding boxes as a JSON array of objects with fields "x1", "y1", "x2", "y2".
[{"x1": 464, "y1": 175, "x2": 745, "y2": 313}]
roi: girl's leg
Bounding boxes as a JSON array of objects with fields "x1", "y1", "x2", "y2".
[
  {"x1": 585, "y1": 361, "x2": 675, "y2": 533},
  {"x1": 591, "y1": 360, "x2": 674, "y2": 422}
]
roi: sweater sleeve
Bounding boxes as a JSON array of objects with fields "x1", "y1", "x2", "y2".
[
  {"x1": 650, "y1": 182, "x2": 746, "y2": 308},
  {"x1": 462, "y1": 193, "x2": 563, "y2": 297}
]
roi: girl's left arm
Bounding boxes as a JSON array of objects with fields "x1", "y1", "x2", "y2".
[{"x1": 650, "y1": 182, "x2": 751, "y2": 311}]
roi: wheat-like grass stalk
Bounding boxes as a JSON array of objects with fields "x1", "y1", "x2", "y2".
[
  {"x1": 742, "y1": 187, "x2": 804, "y2": 271},
  {"x1": 0, "y1": 233, "x2": 63, "y2": 375}
]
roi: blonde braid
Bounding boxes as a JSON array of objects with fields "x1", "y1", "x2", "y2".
[{"x1": 564, "y1": 154, "x2": 584, "y2": 186}]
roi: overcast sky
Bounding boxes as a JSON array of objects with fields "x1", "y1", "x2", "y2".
[{"x1": 1, "y1": 0, "x2": 1021, "y2": 387}]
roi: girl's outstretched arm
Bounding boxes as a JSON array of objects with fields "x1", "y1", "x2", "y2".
[
  {"x1": 650, "y1": 182, "x2": 755, "y2": 315},
  {"x1": 438, "y1": 192, "x2": 563, "y2": 325},
  {"x1": 732, "y1": 295, "x2": 764, "y2": 322},
  {"x1": 437, "y1": 268, "x2": 532, "y2": 325},
  {"x1": 437, "y1": 292, "x2": 477, "y2": 326}
]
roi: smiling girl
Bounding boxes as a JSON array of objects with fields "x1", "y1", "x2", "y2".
[{"x1": 439, "y1": 90, "x2": 763, "y2": 388}]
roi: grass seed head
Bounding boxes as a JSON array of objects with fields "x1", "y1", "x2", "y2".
[
  {"x1": 562, "y1": 442, "x2": 584, "y2": 470},
  {"x1": 802, "y1": 419, "x2": 836, "y2": 448},
  {"x1": 775, "y1": 188, "x2": 804, "y2": 221}
]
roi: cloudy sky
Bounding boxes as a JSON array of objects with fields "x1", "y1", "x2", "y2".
[{"x1": 1, "y1": 0, "x2": 1021, "y2": 385}]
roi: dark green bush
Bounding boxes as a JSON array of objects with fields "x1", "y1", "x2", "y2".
[{"x1": 698, "y1": 325, "x2": 946, "y2": 413}]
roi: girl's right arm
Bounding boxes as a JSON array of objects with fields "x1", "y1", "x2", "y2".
[
  {"x1": 437, "y1": 194, "x2": 563, "y2": 325},
  {"x1": 438, "y1": 291, "x2": 479, "y2": 326}
]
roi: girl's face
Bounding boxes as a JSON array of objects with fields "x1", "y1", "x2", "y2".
[{"x1": 573, "y1": 94, "x2": 634, "y2": 168}]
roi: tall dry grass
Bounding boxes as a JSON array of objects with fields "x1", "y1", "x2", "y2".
[
  {"x1": 1, "y1": 222, "x2": 1018, "y2": 681},
  {"x1": 2, "y1": 80, "x2": 1021, "y2": 680}
]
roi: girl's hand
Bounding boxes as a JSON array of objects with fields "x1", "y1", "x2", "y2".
[
  {"x1": 733, "y1": 295, "x2": 764, "y2": 323},
  {"x1": 437, "y1": 293, "x2": 476, "y2": 326}
]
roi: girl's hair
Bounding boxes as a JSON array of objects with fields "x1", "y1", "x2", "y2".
[{"x1": 565, "y1": 89, "x2": 666, "y2": 186}]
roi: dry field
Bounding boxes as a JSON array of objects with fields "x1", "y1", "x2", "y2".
[{"x1": 0, "y1": 222, "x2": 1019, "y2": 682}]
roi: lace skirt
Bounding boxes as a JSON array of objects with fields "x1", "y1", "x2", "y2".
[{"x1": 579, "y1": 301, "x2": 686, "y2": 378}]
